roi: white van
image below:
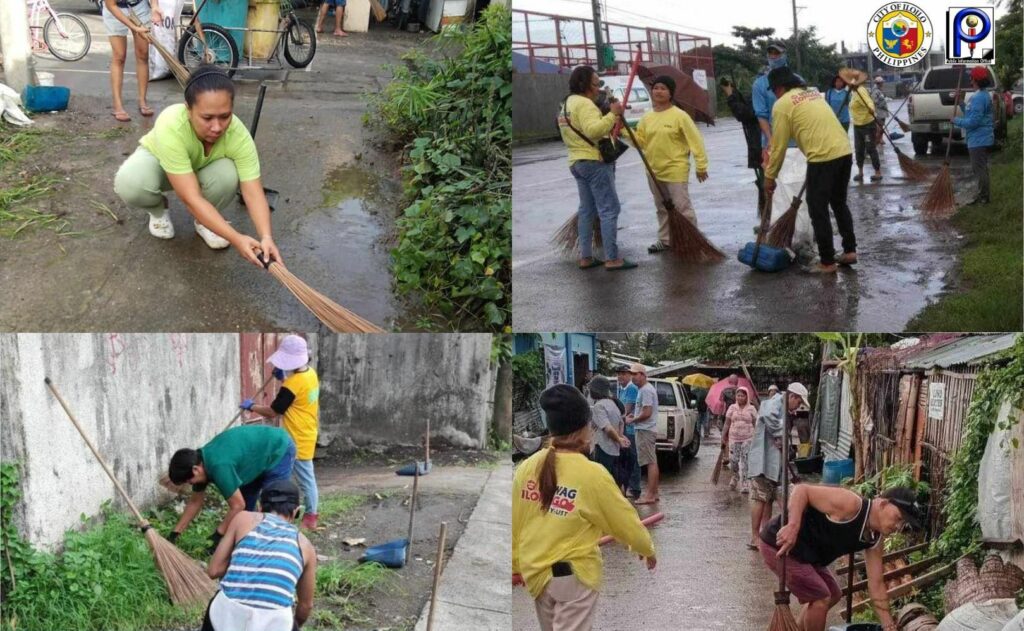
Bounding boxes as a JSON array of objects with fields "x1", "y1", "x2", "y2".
[{"x1": 599, "y1": 74, "x2": 652, "y2": 128}]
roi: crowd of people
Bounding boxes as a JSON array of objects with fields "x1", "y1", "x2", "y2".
[{"x1": 557, "y1": 40, "x2": 996, "y2": 274}]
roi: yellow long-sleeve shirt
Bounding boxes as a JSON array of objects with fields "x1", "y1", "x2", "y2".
[
  {"x1": 558, "y1": 94, "x2": 617, "y2": 165},
  {"x1": 512, "y1": 450, "x2": 656, "y2": 599},
  {"x1": 634, "y1": 106, "x2": 708, "y2": 183},
  {"x1": 848, "y1": 85, "x2": 876, "y2": 126},
  {"x1": 766, "y1": 88, "x2": 852, "y2": 180}
]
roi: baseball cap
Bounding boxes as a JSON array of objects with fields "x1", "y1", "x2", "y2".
[
  {"x1": 629, "y1": 362, "x2": 647, "y2": 375},
  {"x1": 787, "y1": 382, "x2": 810, "y2": 408},
  {"x1": 881, "y1": 487, "x2": 927, "y2": 530},
  {"x1": 614, "y1": 364, "x2": 632, "y2": 373},
  {"x1": 260, "y1": 479, "x2": 301, "y2": 507},
  {"x1": 766, "y1": 41, "x2": 786, "y2": 53}
]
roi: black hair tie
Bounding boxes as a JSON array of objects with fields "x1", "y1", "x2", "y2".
[{"x1": 185, "y1": 69, "x2": 227, "y2": 92}]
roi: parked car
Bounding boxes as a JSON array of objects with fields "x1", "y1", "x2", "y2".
[
  {"x1": 650, "y1": 377, "x2": 700, "y2": 472},
  {"x1": 599, "y1": 74, "x2": 652, "y2": 128},
  {"x1": 908, "y1": 65, "x2": 1006, "y2": 155},
  {"x1": 1011, "y1": 79, "x2": 1023, "y2": 117}
]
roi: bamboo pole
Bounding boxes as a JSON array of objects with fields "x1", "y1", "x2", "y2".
[{"x1": 426, "y1": 522, "x2": 448, "y2": 631}]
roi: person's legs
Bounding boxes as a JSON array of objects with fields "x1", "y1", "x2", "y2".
[
  {"x1": 545, "y1": 575, "x2": 599, "y2": 631},
  {"x1": 970, "y1": 147, "x2": 991, "y2": 202},
  {"x1": 864, "y1": 125, "x2": 881, "y2": 176},
  {"x1": 736, "y1": 439, "x2": 751, "y2": 492},
  {"x1": 627, "y1": 438, "x2": 641, "y2": 498},
  {"x1": 131, "y1": 29, "x2": 151, "y2": 115},
  {"x1": 804, "y1": 160, "x2": 837, "y2": 266},
  {"x1": 853, "y1": 124, "x2": 866, "y2": 178},
  {"x1": 315, "y1": 1, "x2": 329, "y2": 32},
  {"x1": 109, "y1": 35, "x2": 130, "y2": 120},
  {"x1": 571, "y1": 163, "x2": 598, "y2": 261},
  {"x1": 239, "y1": 477, "x2": 264, "y2": 510},
  {"x1": 665, "y1": 180, "x2": 696, "y2": 225},
  {"x1": 534, "y1": 589, "x2": 556, "y2": 631},
  {"x1": 292, "y1": 459, "x2": 319, "y2": 515},
  {"x1": 193, "y1": 158, "x2": 241, "y2": 248},
  {"x1": 333, "y1": 0, "x2": 347, "y2": 35},
  {"x1": 114, "y1": 147, "x2": 176, "y2": 238},
  {"x1": 759, "y1": 540, "x2": 834, "y2": 631},
  {"x1": 635, "y1": 429, "x2": 658, "y2": 502},
  {"x1": 589, "y1": 162, "x2": 621, "y2": 263},
  {"x1": 827, "y1": 155, "x2": 857, "y2": 258},
  {"x1": 645, "y1": 174, "x2": 671, "y2": 248}
]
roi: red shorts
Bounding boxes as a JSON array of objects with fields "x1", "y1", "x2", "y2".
[{"x1": 759, "y1": 540, "x2": 842, "y2": 605}]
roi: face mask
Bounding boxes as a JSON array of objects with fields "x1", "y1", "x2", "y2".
[{"x1": 768, "y1": 53, "x2": 787, "y2": 70}]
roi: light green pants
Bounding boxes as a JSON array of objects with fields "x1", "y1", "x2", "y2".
[{"x1": 114, "y1": 146, "x2": 239, "y2": 216}]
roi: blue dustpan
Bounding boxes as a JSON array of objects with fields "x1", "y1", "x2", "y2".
[
  {"x1": 738, "y1": 241, "x2": 792, "y2": 272},
  {"x1": 395, "y1": 460, "x2": 431, "y2": 476},
  {"x1": 359, "y1": 538, "x2": 408, "y2": 568}
]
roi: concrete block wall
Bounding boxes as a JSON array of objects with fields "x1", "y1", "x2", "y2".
[
  {"x1": 512, "y1": 73, "x2": 567, "y2": 142},
  {"x1": 317, "y1": 333, "x2": 495, "y2": 448},
  {"x1": 0, "y1": 334, "x2": 240, "y2": 550}
]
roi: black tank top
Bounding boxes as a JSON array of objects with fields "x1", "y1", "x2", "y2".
[{"x1": 760, "y1": 496, "x2": 880, "y2": 566}]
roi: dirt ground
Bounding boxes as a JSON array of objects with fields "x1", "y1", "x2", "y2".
[{"x1": 316, "y1": 440, "x2": 504, "y2": 469}]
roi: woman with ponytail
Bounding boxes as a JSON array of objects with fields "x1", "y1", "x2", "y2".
[{"x1": 513, "y1": 384, "x2": 656, "y2": 630}]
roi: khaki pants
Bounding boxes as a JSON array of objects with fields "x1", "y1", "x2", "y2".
[
  {"x1": 114, "y1": 146, "x2": 239, "y2": 217},
  {"x1": 534, "y1": 575, "x2": 599, "y2": 631},
  {"x1": 646, "y1": 176, "x2": 696, "y2": 245}
]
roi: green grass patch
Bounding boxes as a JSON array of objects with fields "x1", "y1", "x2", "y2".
[
  {"x1": 316, "y1": 493, "x2": 365, "y2": 520},
  {"x1": 310, "y1": 561, "x2": 395, "y2": 628},
  {"x1": 909, "y1": 116, "x2": 1024, "y2": 331},
  {"x1": 0, "y1": 176, "x2": 68, "y2": 238},
  {"x1": 0, "y1": 127, "x2": 43, "y2": 167}
]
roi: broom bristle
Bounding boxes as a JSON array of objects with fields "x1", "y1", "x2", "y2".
[
  {"x1": 920, "y1": 165, "x2": 956, "y2": 216},
  {"x1": 896, "y1": 149, "x2": 934, "y2": 182},
  {"x1": 766, "y1": 604, "x2": 801, "y2": 631},
  {"x1": 666, "y1": 210, "x2": 725, "y2": 263},
  {"x1": 550, "y1": 213, "x2": 602, "y2": 254},
  {"x1": 128, "y1": 14, "x2": 190, "y2": 87},
  {"x1": 144, "y1": 529, "x2": 218, "y2": 606},
  {"x1": 267, "y1": 263, "x2": 384, "y2": 333},
  {"x1": 765, "y1": 206, "x2": 797, "y2": 249}
]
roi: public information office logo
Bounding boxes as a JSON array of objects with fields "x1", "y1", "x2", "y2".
[
  {"x1": 946, "y1": 7, "x2": 996, "y2": 64},
  {"x1": 867, "y1": 3, "x2": 934, "y2": 67}
]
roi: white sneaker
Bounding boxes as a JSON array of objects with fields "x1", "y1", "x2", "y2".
[
  {"x1": 148, "y1": 210, "x2": 175, "y2": 239},
  {"x1": 195, "y1": 221, "x2": 230, "y2": 250}
]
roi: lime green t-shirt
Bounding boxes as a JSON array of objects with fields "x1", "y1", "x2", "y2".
[
  {"x1": 198, "y1": 425, "x2": 291, "y2": 498},
  {"x1": 139, "y1": 103, "x2": 261, "y2": 182}
]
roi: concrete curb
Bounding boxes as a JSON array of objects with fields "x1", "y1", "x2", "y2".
[{"x1": 414, "y1": 461, "x2": 512, "y2": 631}]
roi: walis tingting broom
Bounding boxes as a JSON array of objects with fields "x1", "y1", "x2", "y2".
[
  {"x1": 921, "y1": 66, "x2": 967, "y2": 217},
  {"x1": 766, "y1": 395, "x2": 800, "y2": 631},
  {"x1": 619, "y1": 121, "x2": 725, "y2": 263},
  {"x1": 127, "y1": 12, "x2": 190, "y2": 88},
  {"x1": 764, "y1": 182, "x2": 807, "y2": 250},
  {"x1": 551, "y1": 213, "x2": 603, "y2": 254},
  {"x1": 257, "y1": 253, "x2": 384, "y2": 333},
  {"x1": 44, "y1": 378, "x2": 218, "y2": 607}
]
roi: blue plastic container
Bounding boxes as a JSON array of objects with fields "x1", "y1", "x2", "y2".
[
  {"x1": 822, "y1": 458, "x2": 855, "y2": 485},
  {"x1": 738, "y1": 241, "x2": 792, "y2": 272},
  {"x1": 22, "y1": 85, "x2": 70, "y2": 112},
  {"x1": 359, "y1": 539, "x2": 408, "y2": 568},
  {"x1": 197, "y1": 0, "x2": 247, "y2": 54}
]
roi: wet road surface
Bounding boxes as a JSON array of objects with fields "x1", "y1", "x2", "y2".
[
  {"x1": 512, "y1": 109, "x2": 977, "y2": 332},
  {"x1": 512, "y1": 432, "x2": 843, "y2": 630},
  {"x1": 0, "y1": 3, "x2": 424, "y2": 331}
]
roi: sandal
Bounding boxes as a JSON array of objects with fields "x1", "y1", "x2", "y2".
[
  {"x1": 578, "y1": 258, "x2": 604, "y2": 269},
  {"x1": 648, "y1": 241, "x2": 670, "y2": 254},
  {"x1": 853, "y1": 174, "x2": 863, "y2": 183},
  {"x1": 605, "y1": 259, "x2": 638, "y2": 271},
  {"x1": 139, "y1": 105, "x2": 154, "y2": 117},
  {"x1": 113, "y1": 111, "x2": 131, "y2": 122}
]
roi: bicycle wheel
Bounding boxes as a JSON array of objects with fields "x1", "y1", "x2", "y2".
[
  {"x1": 43, "y1": 13, "x2": 91, "y2": 62},
  {"x1": 283, "y1": 17, "x2": 316, "y2": 69},
  {"x1": 177, "y1": 24, "x2": 239, "y2": 77}
]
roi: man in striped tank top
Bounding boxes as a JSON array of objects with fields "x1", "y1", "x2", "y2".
[{"x1": 205, "y1": 479, "x2": 317, "y2": 630}]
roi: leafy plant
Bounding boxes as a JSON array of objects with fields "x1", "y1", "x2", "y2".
[
  {"x1": 817, "y1": 333, "x2": 867, "y2": 480},
  {"x1": 512, "y1": 349, "x2": 544, "y2": 412},
  {"x1": 370, "y1": 5, "x2": 511, "y2": 331}
]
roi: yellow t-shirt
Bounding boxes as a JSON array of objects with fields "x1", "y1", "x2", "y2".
[
  {"x1": 848, "y1": 85, "x2": 876, "y2": 126},
  {"x1": 139, "y1": 103, "x2": 261, "y2": 182},
  {"x1": 634, "y1": 106, "x2": 708, "y2": 182},
  {"x1": 512, "y1": 450, "x2": 655, "y2": 599},
  {"x1": 766, "y1": 88, "x2": 853, "y2": 179},
  {"x1": 273, "y1": 368, "x2": 319, "y2": 460},
  {"x1": 558, "y1": 94, "x2": 617, "y2": 165}
]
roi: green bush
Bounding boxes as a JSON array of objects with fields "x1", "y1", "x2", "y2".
[{"x1": 371, "y1": 5, "x2": 511, "y2": 331}]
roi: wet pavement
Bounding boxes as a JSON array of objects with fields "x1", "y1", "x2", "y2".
[
  {"x1": 512, "y1": 108, "x2": 978, "y2": 332},
  {"x1": 511, "y1": 432, "x2": 843, "y2": 630},
  {"x1": 0, "y1": 2, "x2": 424, "y2": 331}
]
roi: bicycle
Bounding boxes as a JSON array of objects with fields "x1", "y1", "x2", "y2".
[
  {"x1": 27, "y1": 0, "x2": 92, "y2": 62},
  {"x1": 176, "y1": 0, "x2": 316, "y2": 76}
]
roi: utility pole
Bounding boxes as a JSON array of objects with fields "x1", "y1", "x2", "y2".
[
  {"x1": 791, "y1": 0, "x2": 802, "y2": 73},
  {"x1": 591, "y1": 0, "x2": 607, "y2": 71},
  {"x1": 0, "y1": 0, "x2": 34, "y2": 91}
]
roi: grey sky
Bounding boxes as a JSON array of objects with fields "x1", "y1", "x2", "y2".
[{"x1": 512, "y1": 0, "x2": 1008, "y2": 54}]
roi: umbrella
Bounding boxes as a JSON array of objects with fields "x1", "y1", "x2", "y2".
[
  {"x1": 637, "y1": 65, "x2": 715, "y2": 125},
  {"x1": 682, "y1": 373, "x2": 715, "y2": 389},
  {"x1": 706, "y1": 377, "x2": 759, "y2": 416}
]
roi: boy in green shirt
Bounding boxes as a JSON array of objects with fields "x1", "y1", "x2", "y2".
[{"x1": 166, "y1": 425, "x2": 295, "y2": 554}]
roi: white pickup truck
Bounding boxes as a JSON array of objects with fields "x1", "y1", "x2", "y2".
[
  {"x1": 908, "y1": 65, "x2": 1006, "y2": 155},
  {"x1": 649, "y1": 378, "x2": 700, "y2": 472},
  {"x1": 599, "y1": 74, "x2": 652, "y2": 128}
]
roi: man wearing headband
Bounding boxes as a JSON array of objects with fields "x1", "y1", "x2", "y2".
[
  {"x1": 205, "y1": 479, "x2": 317, "y2": 630},
  {"x1": 114, "y1": 65, "x2": 281, "y2": 268},
  {"x1": 759, "y1": 484, "x2": 926, "y2": 631}
]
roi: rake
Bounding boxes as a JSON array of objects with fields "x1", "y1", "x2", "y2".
[
  {"x1": 45, "y1": 377, "x2": 218, "y2": 607},
  {"x1": 921, "y1": 66, "x2": 966, "y2": 217},
  {"x1": 258, "y1": 254, "x2": 384, "y2": 332},
  {"x1": 127, "y1": 12, "x2": 189, "y2": 87},
  {"x1": 620, "y1": 119, "x2": 724, "y2": 263},
  {"x1": 839, "y1": 68, "x2": 932, "y2": 182}
]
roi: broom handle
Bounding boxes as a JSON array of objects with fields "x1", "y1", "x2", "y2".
[
  {"x1": 620, "y1": 119, "x2": 676, "y2": 213},
  {"x1": 853, "y1": 87, "x2": 901, "y2": 150},
  {"x1": 226, "y1": 373, "x2": 276, "y2": 431},
  {"x1": 942, "y1": 67, "x2": 966, "y2": 163},
  {"x1": 44, "y1": 378, "x2": 149, "y2": 526},
  {"x1": 251, "y1": 84, "x2": 267, "y2": 139},
  {"x1": 612, "y1": 44, "x2": 643, "y2": 139},
  {"x1": 406, "y1": 467, "x2": 418, "y2": 564},
  {"x1": 779, "y1": 394, "x2": 790, "y2": 593}
]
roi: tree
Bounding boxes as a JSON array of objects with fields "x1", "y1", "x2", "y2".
[
  {"x1": 732, "y1": 26, "x2": 776, "y2": 53},
  {"x1": 994, "y1": 0, "x2": 1022, "y2": 89}
]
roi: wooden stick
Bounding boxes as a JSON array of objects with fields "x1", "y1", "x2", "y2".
[
  {"x1": 840, "y1": 555, "x2": 942, "y2": 596},
  {"x1": 406, "y1": 467, "x2": 419, "y2": 565},
  {"x1": 426, "y1": 522, "x2": 448, "y2": 631},
  {"x1": 845, "y1": 551, "x2": 854, "y2": 620},
  {"x1": 850, "y1": 562, "x2": 955, "y2": 613},
  {"x1": 425, "y1": 417, "x2": 430, "y2": 465},
  {"x1": 834, "y1": 542, "x2": 929, "y2": 573},
  {"x1": 225, "y1": 373, "x2": 276, "y2": 431},
  {"x1": 45, "y1": 378, "x2": 148, "y2": 526}
]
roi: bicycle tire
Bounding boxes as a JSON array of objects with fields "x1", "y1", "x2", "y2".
[
  {"x1": 283, "y1": 17, "x2": 316, "y2": 69},
  {"x1": 177, "y1": 24, "x2": 239, "y2": 77},
  {"x1": 43, "y1": 13, "x2": 91, "y2": 62}
]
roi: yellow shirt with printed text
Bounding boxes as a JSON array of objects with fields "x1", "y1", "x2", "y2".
[
  {"x1": 281, "y1": 368, "x2": 319, "y2": 460},
  {"x1": 766, "y1": 88, "x2": 852, "y2": 180},
  {"x1": 849, "y1": 85, "x2": 876, "y2": 126},
  {"x1": 634, "y1": 106, "x2": 708, "y2": 182},
  {"x1": 512, "y1": 450, "x2": 655, "y2": 599},
  {"x1": 558, "y1": 94, "x2": 617, "y2": 165}
]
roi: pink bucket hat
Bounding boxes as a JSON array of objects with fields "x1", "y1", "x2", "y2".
[{"x1": 268, "y1": 335, "x2": 309, "y2": 371}]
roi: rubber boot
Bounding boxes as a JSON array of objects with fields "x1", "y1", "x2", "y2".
[{"x1": 301, "y1": 513, "x2": 318, "y2": 529}]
